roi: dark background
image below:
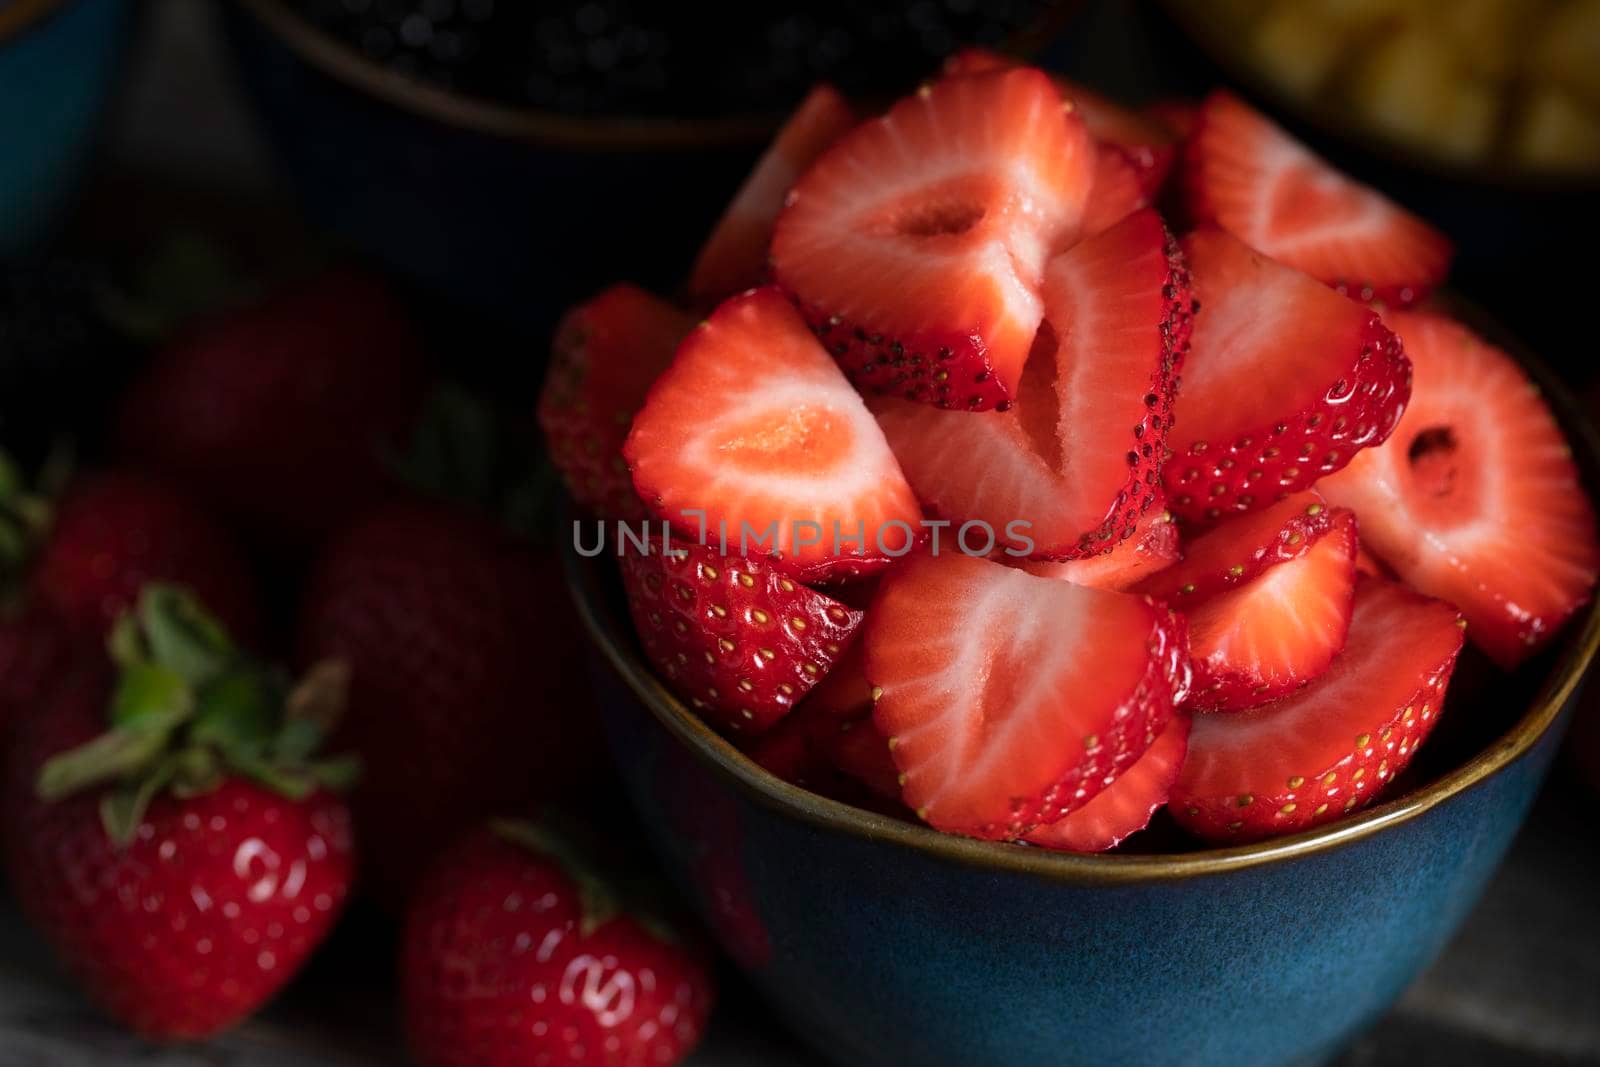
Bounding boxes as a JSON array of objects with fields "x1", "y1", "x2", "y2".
[{"x1": 1, "y1": 1, "x2": 1597, "y2": 1063}]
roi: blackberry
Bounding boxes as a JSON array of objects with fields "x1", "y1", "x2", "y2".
[{"x1": 292, "y1": 0, "x2": 1060, "y2": 117}]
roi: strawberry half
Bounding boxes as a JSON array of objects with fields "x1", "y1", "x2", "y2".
[
  {"x1": 943, "y1": 50, "x2": 1179, "y2": 196},
  {"x1": 1180, "y1": 509, "x2": 1357, "y2": 712},
  {"x1": 1024, "y1": 713, "x2": 1190, "y2": 853},
  {"x1": 1021, "y1": 497, "x2": 1180, "y2": 591},
  {"x1": 625, "y1": 286, "x2": 921, "y2": 582},
  {"x1": 619, "y1": 537, "x2": 862, "y2": 737},
  {"x1": 1138, "y1": 491, "x2": 1342, "y2": 602},
  {"x1": 1184, "y1": 91, "x2": 1453, "y2": 306},
  {"x1": 1319, "y1": 311, "x2": 1599, "y2": 666},
  {"x1": 771, "y1": 68, "x2": 1093, "y2": 410},
  {"x1": 688, "y1": 85, "x2": 856, "y2": 307},
  {"x1": 1170, "y1": 578, "x2": 1464, "y2": 843},
  {"x1": 874, "y1": 208, "x2": 1191, "y2": 559},
  {"x1": 1164, "y1": 226, "x2": 1410, "y2": 523},
  {"x1": 866, "y1": 554, "x2": 1190, "y2": 840},
  {"x1": 539, "y1": 284, "x2": 694, "y2": 521}
]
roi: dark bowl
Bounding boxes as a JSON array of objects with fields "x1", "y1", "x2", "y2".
[
  {"x1": 0, "y1": 0, "x2": 132, "y2": 258},
  {"x1": 220, "y1": 0, "x2": 779, "y2": 332},
  {"x1": 564, "y1": 316, "x2": 1600, "y2": 1066}
]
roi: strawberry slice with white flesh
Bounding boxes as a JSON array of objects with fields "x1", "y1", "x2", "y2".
[
  {"x1": 943, "y1": 50, "x2": 1179, "y2": 196},
  {"x1": 866, "y1": 554, "x2": 1191, "y2": 840},
  {"x1": 873, "y1": 209, "x2": 1192, "y2": 559},
  {"x1": 1164, "y1": 227, "x2": 1410, "y2": 523},
  {"x1": 1021, "y1": 497, "x2": 1179, "y2": 591},
  {"x1": 688, "y1": 85, "x2": 856, "y2": 307},
  {"x1": 1171, "y1": 578, "x2": 1464, "y2": 843},
  {"x1": 1082, "y1": 145, "x2": 1150, "y2": 240},
  {"x1": 1138, "y1": 491, "x2": 1340, "y2": 602},
  {"x1": 1181, "y1": 509, "x2": 1357, "y2": 712},
  {"x1": 625, "y1": 286, "x2": 922, "y2": 583},
  {"x1": 771, "y1": 68, "x2": 1094, "y2": 411},
  {"x1": 1318, "y1": 311, "x2": 1599, "y2": 666},
  {"x1": 1184, "y1": 90, "x2": 1453, "y2": 306},
  {"x1": 1024, "y1": 713, "x2": 1190, "y2": 852}
]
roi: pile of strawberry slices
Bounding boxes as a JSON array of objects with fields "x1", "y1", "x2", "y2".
[{"x1": 539, "y1": 52, "x2": 1600, "y2": 851}]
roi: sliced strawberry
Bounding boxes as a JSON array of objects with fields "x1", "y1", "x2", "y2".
[
  {"x1": 874, "y1": 209, "x2": 1191, "y2": 559},
  {"x1": 1171, "y1": 578, "x2": 1464, "y2": 843},
  {"x1": 1082, "y1": 145, "x2": 1150, "y2": 239},
  {"x1": 1319, "y1": 311, "x2": 1599, "y2": 666},
  {"x1": 802, "y1": 638, "x2": 873, "y2": 720},
  {"x1": 771, "y1": 68, "x2": 1093, "y2": 410},
  {"x1": 866, "y1": 554, "x2": 1190, "y2": 840},
  {"x1": 619, "y1": 537, "x2": 862, "y2": 736},
  {"x1": 1182, "y1": 509, "x2": 1357, "y2": 712},
  {"x1": 1164, "y1": 227, "x2": 1410, "y2": 523},
  {"x1": 1024, "y1": 713, "x2": 1190, "y2": 852},
  {"x1": 1184, "y1": 91, "x2": 1453, "y2": 306},
  {"x1": 942, "y1": 51, "x2": 1178, "y2": 195},
  {"x1": 687, "y1": 86, "x2": 856, "y2": 307},
  {"x1": 1355, "y1": 541, "x2": 1393, "y2": 579},
  {"x1": 625, "y1": 286, "x2": 921, "y2": 582},
  {"x1": 538, "y1": 284, "x2": 694, "y2": 520},
  {"x1": 1138, "y1": 491, "x2": 1339, "y2": 602},
  {"x1": 820, "y1": 718, "x2": 901, "y2": 802},
  {"x1": 1021, "y1": 497, "x2": 1179, "y2": 591}
]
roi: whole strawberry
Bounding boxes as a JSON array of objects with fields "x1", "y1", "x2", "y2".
[
  {"x1": 296, "y1": 502, "x2": 606, "y2": 907},
  {"x1": 2, "y1": 586, "x2": 357, "y2": 1039},
  {"x1": 27, "y1": 469, "x2": 260, "y2": 641},
  {"x1": 404, "y1": 821, "x2": 715, "y2": 1067},
  {"x1": 115, "y1": 268, "x2": 429, "y2": 547},
  {"x1": 0, "y1": 604, "x2": 71, "y2": 745}
]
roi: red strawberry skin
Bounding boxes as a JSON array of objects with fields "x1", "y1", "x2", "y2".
[
  {"x1": 297, "y1": 503, "x2": 604, "y2": 907},
  {"x1": 539, "y1": 284, "x2": 694, "y2": 521},
  {"x1": 619, "y1": 537, "x2": 862, "y2": 737},
  {"x1": 1164, "y1": 227, "x2": 1411, "y2": 523},
  {"x1": 1024, "y1": 712, "x2": 1189, "y2": 853},
  {"x1": 3, "y1": 669, "x2": 354, "y2": 1040},
  {"x1": 116, "y1": 269, "x2": 429, "y2": 546},
  {"x1": 404, "y1": 827, "x2": 715, "y2": 1067},
  {"x1": 31, "y1": 471, "x2": 259, "y2": 642},
  {"x1": 1171, "y1": 578, "x2": 1464, "y2": 843},
  {"x1": 867, "y1": 554, "x2": 1190, "y2": 840}
]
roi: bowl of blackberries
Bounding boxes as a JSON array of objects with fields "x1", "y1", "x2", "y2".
[{"x1": 222, "y1": 0, "x2": 1077, "y2": 331}]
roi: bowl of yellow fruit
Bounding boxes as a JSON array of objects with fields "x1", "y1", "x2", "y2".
[{"x1": 1162, "y1": 0, "x2": 1600, "y2": 181}]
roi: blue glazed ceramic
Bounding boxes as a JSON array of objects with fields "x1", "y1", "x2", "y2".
[
  {"x1": 564, "y1": 336, "x2": 1600, "y2": 1067},
  {"x1": 221, "y1": 0, "x2": 775, "y2": 334},
  {"x1": 0, "y1": 0, "x2": 130, "y2": 258}
]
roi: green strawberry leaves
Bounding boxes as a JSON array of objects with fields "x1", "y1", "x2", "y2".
[{"x1": 35, "y1": 583, "x2": 361, "y2": 847}]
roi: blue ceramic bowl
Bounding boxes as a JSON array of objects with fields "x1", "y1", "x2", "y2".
[
  {"x1": 564, "y1": 337, "x2": 1600, "y2": 1066},
  {"x1": 221, "y1": 0, "x2": 778, "y2": 332},
  {"x1": 0, "y1": 0, "x2": 130, "y2": 258}
]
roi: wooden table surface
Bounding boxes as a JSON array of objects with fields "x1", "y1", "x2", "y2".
[{"x1": 2, "y1": 2, "x2": 1597, "y2": 1063}]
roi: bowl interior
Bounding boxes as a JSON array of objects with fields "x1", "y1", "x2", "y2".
[{"x1": 565, "y1": 302, "x2": 1600, "y2": 880}]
